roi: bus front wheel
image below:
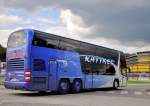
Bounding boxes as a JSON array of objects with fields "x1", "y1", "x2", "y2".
[
  {"x1": 58, "y1": 79, "x2": 70, "y2": 94},
  {"x1": 72, "y1": 79, "x2": 82, "y2": 93},
  {"x1": 113, "y1": 80, "x2": 119, "y2": 89}
]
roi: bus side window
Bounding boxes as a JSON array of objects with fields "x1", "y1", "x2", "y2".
[
  {"x1": 33, "y1": 59, "x2": 46, "y2": 71},
  {"x1": 59, "y1": 39, "x2": 80, "y2": 52},
  {"x1": 80, "y1": 60, "x2": 92, "y2": 74},
  {"x1": 32, "y1": 38, "x2": 47, "y2": 47},
  {"x1": 105, "y1": 65, "x2": 115, "y2": 75},
  {"x1": 93, "y1": 64, "x2": 106, "y2": 75},
  {"x1": 120, "y1": 53, "x2": 127, "y2": 76},
  {"x1": 46, "y1": 38, "x2": 59, "y2": 49},
  {"x1": 120, "y1": 61, "x2": 127, "y2": 76},
  {"x1": 79, "y1": 43, "x2": 96, "y2": 55},
  {"x1": 32, "y1": 36, "x2": 59, "y2": 49},
  {"x1": 120, "y1": 66, "x2": 127, "y2": 76}
]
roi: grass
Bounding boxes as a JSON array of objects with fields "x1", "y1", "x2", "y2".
[
  {"x1": 0, "y1": 76, "x2": 4, "y2": 85},
  {"x1": 128, "y1": 80, "x2": 150, "y2": 84}
]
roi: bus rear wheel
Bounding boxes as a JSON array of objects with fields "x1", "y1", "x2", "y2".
[
  {"x1": 72, "y1": 79, "x2": 82, "y2": 93},
  {"x1": 58, "y1": 79, "x2": 70, "y2": 94}
]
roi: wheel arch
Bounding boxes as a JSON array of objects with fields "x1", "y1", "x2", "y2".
[
  {"x1": 59, "y1": 78, "x2": 71, "y2": 84},
  {"x1": 73, "y1": 78, "x2": 83, "y2": 84},
  {"x1": 114, "y1": 78, "x2": 120, "y2": 87}
]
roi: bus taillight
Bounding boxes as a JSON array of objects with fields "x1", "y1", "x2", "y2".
[{"x1": 25, "y1": 70, "x2": 31, "y2": 82}]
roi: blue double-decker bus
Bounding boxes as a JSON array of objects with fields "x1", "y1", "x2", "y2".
[{"x1": 4, "y1": 29, "x2": 127, "y2": 94}]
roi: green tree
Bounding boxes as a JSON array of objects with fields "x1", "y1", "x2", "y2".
[{"x1": 0, "y1": 44, "x2": 6, "y2": 62}]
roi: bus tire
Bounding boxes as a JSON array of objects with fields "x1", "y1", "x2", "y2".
[
  {"x1": 72, "y1": 79, "x2": 82, "y2": 93},
  {"x1": 58, "y1": 79, "x2": 70, "y2": 94},
  {"x1": 38, "y1": 91, "x2": 46, "y2": 94},
  {"x1": 113, "y1": 80, "x2": 119, "y2": 89}
]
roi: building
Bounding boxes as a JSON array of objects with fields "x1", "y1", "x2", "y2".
[
  {"x1": 126, "y1": 51, "x2": 150, "y2": 73},
  {"x1": 0, "y1": 44, "x2": 6, "y2": 62},
  {"x1": 126, "y1": 51, "x2": 150, "y2": 80}
]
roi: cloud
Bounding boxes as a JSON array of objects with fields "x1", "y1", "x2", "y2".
[
  {"x1": 45, "y1": 26, "x2": 69, "y2": 37},
  {"x1": 0, "y1": 27, "x2": 23, "y2": 47},
  {"x1": 1, "y1": 0, "x2": 150, "y2": 52},
  {"x1": 0, "y1": 14, "x2": 22, "y2": 24},
  {"x1": 60, "y1": 10, "x2": 94, "y2": 36},
  {"x1": 37, "y1": 17, "x2": 59, "y2": 25},
  {"x1": 0, "y1": 30, "x2": 11, "y2": 47},
  {"x1": 3, "y1": 0, "x2": 150, "y2": 42}
]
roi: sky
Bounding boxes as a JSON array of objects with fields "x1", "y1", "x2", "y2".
[{"x1": 0, "y1": 0, "x2": 150, "y2": 53}]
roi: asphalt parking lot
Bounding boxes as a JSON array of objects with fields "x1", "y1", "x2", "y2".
[{"x1": 0, "y1": 84, "x2": 150, "y2": 106}]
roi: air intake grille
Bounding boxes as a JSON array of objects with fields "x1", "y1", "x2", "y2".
[{"x1": 7, "y1": 58, "x2": 24, "y2": 71}]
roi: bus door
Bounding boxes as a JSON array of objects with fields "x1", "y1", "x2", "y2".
[
  {"x1": 92, "y1": 65, "x2": 115, "y2": 88},
  {"x1": 92, "y1": 64, "x2": 107, "y2": 88},
  {"x1": 48, "y1": 60, "x2": 58, "y2": 91},
  {"x1": 92, "y1": 73, "x2": 106, "y2": 88},
  {"x1": 84, "y1": 73, "x2": 93, "y2": 89},
  {"x1": 93, "y1": 73, "x2": 101, "y2": 88},
  {"x1": 93, "y1": 74, "x2": 113, "y2": 88},
  {"x1": 121, "y1": 68, "x2": 127, "y2": 86}
]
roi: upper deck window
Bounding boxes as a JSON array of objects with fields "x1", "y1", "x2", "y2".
[
  {"x1": 59, "y1": 39, "x2": 80, "y2": 52},
  {"x1": 32, "y1": 32, "x2": 59, "y2": 49},
  {"x1": 7, "y1": 31, "x2": 26, "y2": 48}
]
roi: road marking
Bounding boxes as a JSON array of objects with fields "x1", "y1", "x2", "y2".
[
  {"x1": 120, "y1": 91, "x2": 128, "y2": 94},
  {"x1": 134, "y1": 91, "x2": 143, "y2": 95},
  {"x1": 147, "y1": 92, "x2": 150, "y2": 95},
  {"x1": 0, "y1": 86, "x2": 5, "y2": 89},
  {"x1": 106, "y1": 91, "x2": 115, "y2": 94}
]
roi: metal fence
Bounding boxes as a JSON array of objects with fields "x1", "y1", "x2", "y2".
[{"x1": 128, "y1": 73, "x2": 150, "y2": 81}]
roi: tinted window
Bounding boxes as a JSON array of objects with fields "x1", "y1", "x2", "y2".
[
  {"x1": 33, "y1": 59, "x2": 46, "y2": 71},
  {"x1": 32, "y1": 33, "x2": 59, "y2": 49},
  {"x1": 96, "y1": 47, "x2": 118, "y2": 65},
  {"x1": 59, "y1": 39, "x2": 80, "y2": 52},
  {"x1": 119, "y1": 52, "x2": 127, "y2": 76},
  {"x1": 80, "y1": 56, "x2": 92, "y2": 74},
  {"x1": 8, "y1": 31, "x2": 26, "y2": 48},
  {"x1": 80, "y1": 43, "x2": 96, "y2": 55},
  {"x1": 120, "y1": 52, "x2": 127, "y2": 68},
  {"x1": 92, "y1": 63, "x2": 106, "y2": 74},
  {"x1": 104, "y1": 65, "x2": 115, "y2": 75},
  {"x1": 81, "y1": 61, "x2": 114, "y2": 75},
  {"x1": 95, "y1": 47, "x2": 108, "y2": 56},
  {"x1": 46, "y1": 38, "x2": 59, "y2": 49},
  {"x1": 80, "y1": 55, "x2": 116, "y2": 75},
  {"x1": 32, "y1": 37, "x2": 47, "y2": 47},
  {"x1": 121, "y1": 67, "x2": 127, "y2": 76}
]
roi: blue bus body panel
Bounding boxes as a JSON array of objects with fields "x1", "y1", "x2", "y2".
[
  {"x1": 4, "y1": 29, "x2": 123, "y2": 91},
  {"x1": 30, "y1": 46, "x2": 83, "y2": 91},
  {"x1": 31, "y1": 46, "x2": 83, "y2": 77},
  {"x1": 84, "y1": 74, "x2": 92, "y2": 89},
  {"x1": 5, "y1": 45, "x2": 27, "y2": 89},
  {"x1": 92, "y1": 75, "x2": 113, "y2": 88},
  {"x1": 4, "y1": 29, "x2": 34, "y2": 90}
]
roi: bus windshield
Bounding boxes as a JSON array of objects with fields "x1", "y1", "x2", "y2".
[{"x1": 7, "y1": 31, "x2": 26, "y2": 48}]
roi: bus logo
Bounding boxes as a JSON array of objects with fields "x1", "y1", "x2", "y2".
[{"x1": 81, "y1": 55, "x2": 115, "y2": 64}]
